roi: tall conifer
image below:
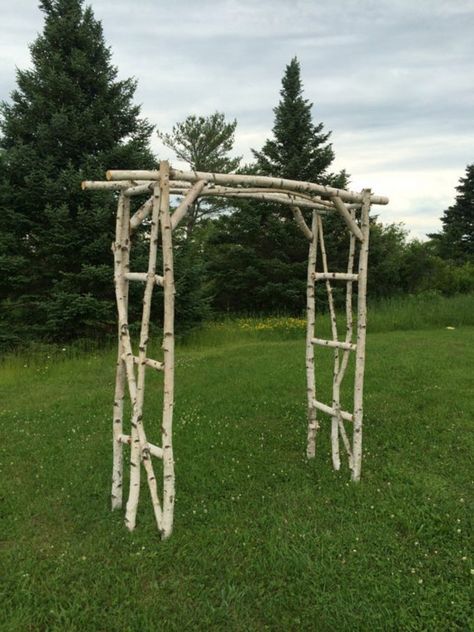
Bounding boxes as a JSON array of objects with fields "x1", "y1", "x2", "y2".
[
  {"x1": 253, "y1": 57, "x2": 346, "y2": 186},
  {"x1": 205, "y1": 58, "x2": 348, "y2": 314},
  {"x1": 429, "y1": 164, "x2": 474, "y2": 262},
  {"x1": 0, "y1": 0, "x2": 155, "y2": 345}
]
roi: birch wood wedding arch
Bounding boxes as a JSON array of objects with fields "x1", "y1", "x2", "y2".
[{"x1": 82, "y1": 161, "x2": 389, "y2": 539}]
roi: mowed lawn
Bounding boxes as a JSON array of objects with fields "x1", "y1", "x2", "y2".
[{"x1": 0, "y1": 323, "x2": 472, "y2": 631}]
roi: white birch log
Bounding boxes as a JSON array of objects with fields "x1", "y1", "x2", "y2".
[
  {"x1": 311, "y1": 337, "x2": 356, "y2": 351},
  {"x1": 170, "y1": 179, "x2": 207, "y2": 230},
  {"x1": 312, "y1": 399, "x2": 354, "y2": 422},
  {"x1": 111, "y1": 193, "x2": 131, "y2": 510},
  {"x1": 306, "y1": 211, "x2": 318, "y2": 458},
  {"x1": 124, "y1": 181, "x2": 193, "y2": 197},
  {"x1": 124, "y1": 272, "x2": 164, "y2": 286},
  {"x1": 114, "y1": 188, "x2": 164, "y2": 532},
  {"x1": 82, "y1": 180, "x2": 133, "y2": 191},
  {"x1": 333, "y1": 212, "x2": 357, "y2": 471},
  {"x1": 118, "y1": 435, "x2": 163, "y2": 459},
  {"x1": 291, "y1": 206, "x2": 313, "y2": 240},
  {"x1": 199, "y1": 185, "x2": 333, "y2": 206},
  {"x1": 196, "y1": 188, "x2": 331, "y2": 210},
  {"x1": 128, "y1": 355, "x2": 164, "y2": 371},
  {"x1": 106, "y1": 169, "x2": 389, "y2": 205},
  {"x1": 126, "y1": 176, "x2": 169, "y2": 533},
  {"x1": 124, "y1": 182, "x2": 154, "y2": 197},
  {"x1": 331, "y1": 196, "x2": 364, "y2": 242},
  {"x1": 130, "y1": 197, "x2": 153, "y2": 231},
  {"x1": 352, "y1": 190, "x2": 371, "y2": 482},
  {"x1": 159, "y1": 161, "x2": 176, "y2": 540},
  {"x1": 317, "y1": 215, "x2": 341, "y2": 470},
  {"x1": 170, "y1": 171, "x2": 388, "y2": 205},
  {"x1": 314, "y1": 272, "x2": 358, "y2": 282},
  {"x1": 111, "y1": 194, "x2": 143, "y2": 524}
]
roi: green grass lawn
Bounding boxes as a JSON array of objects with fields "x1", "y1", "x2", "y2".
[{"x1": 0, "y1": 313, "x2": 473, "y2": 630}]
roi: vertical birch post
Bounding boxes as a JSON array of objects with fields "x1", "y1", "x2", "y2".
[
  {"x1": 306, "y1": 211, "x2": 318, "y2": 458},
  {"x1": 316, "y1": 215, "x2": 341, "y2": 470},
  {"x1": 352, "y1": 189, "x2": 371, "y2": 481},
  {"x1": 122, "y1": 177, "x2": 165, "y2": 532},
  {"x1": 111, "y1": 193, "x2": 130, "y2": 509},
  {"x1": 159, "y1": 161, "x2": 176, "y2": 539},
  {"x1": 332, "y1": 215, "x2": 356, "y2": 471}
]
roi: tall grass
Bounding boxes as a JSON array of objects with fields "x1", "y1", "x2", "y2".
[
  {"x1": 182, "y1": 292, "x2": 474, "y2": 348},
  {"x1": 368, "y1": 292, "x2": 474, "y2": 332},
  {"x1": 2, "y1": 293, "x2": 473, "y2": 364}
]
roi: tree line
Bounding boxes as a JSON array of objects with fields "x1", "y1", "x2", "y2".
[{"x1": 0, "y1": 0, "x2": 472, "y2": 349}]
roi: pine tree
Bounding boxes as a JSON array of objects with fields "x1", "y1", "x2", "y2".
[
  {"x1": 0, "y1": 0, "x2": 155, "y2": 345},
  {"x1": 158, "y1": 112, "x2": 241, "y2": 237},
  {"x1": 429, "y1": 164, "x2": 474, "y2": 263},
  {"x1": 158, "y1": 112, "x2": 240, "y2": 173},
  {"x1": 253, "y1": 57, "x2": 346, "y2": 185}
]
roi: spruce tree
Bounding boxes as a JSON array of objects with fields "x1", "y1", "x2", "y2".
[
  {"x1": 0, "y1": 0, "x2": 155, "y2": 346},
  {"x1": 253, "y1": 56, "x2": 346, "y2": 186},
  {"x1": 429, "y1": 164, "x2": 474, "y2": 263},
  {"x1": 205, "y1": 57, "x2": 348, "y2": 315}
]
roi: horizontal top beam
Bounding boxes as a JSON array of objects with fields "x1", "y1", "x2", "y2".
[
  {"x1": 81, "y1": 181, "x2": 360, "y2": 212},
  {"x1": 105, "y1": 167, "x2": 389, "y2": 205}
]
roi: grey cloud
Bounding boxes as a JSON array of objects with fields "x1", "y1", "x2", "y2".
[{"x1": 1, "y1": 0, "x2": 473, "y2": 238}]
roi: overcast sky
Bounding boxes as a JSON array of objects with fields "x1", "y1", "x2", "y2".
[{"x1": 1, "y1": 0, "x2": 473, "y2": 238}]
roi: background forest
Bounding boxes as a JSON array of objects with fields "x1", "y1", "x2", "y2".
[{"x1": 0, "y1": 0, "x2": 472, "y2": 350}]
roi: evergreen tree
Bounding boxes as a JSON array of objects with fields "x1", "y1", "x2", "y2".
[
  {"x1": 253, "y1": 56, "x2": 346, "y2": 186},
  {"x1": 0, "y1": 0, "x2": 155, "y2": 346},
  {"x1": 205, "y1": 57, "x2": 348, "y2": 315},
  {"x1": 429, "y1": 164, "x2": 474, "y2": 263},
  {"x1": 158, "y1": 112, "x2": 240, "y2": 173},
  {"x1": 158, "y1": 112, "x2": 241, "y2": 237}
]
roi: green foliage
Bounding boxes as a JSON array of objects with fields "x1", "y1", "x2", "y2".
[
  {"x1": 173, "y1": 232, "x2": 213, "y2": 333},
  {"x1": 158, "y1": 112, "x2": 241, "y2": 238},
  {"x1": 253, "y1": 57, "x2": 346, "y2": 186},
  {"x1": 429, "y1": 164, "x2": 474, "y2": 263},
  {"x1": 205, "y1": 202, "x2": 306, "y2": 313},
  {"x1": 0, "y1": 0, "x2": 155, "y2": 344},
  {"x1": 158, "y1": 112, "x2": 241, "y2": 173},
  {"x1": 205, "y1": 58, "x2": 350, "y2": 315},
  {"x1": 367, "y1": 221, "x2": 408, "y2": 299}
]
